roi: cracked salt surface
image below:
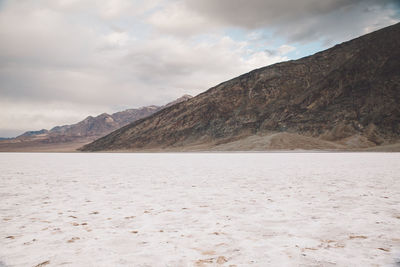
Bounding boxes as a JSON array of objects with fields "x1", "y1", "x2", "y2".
[{"x1": 0, "y1": 152, "x2": 399, "y2": 266}]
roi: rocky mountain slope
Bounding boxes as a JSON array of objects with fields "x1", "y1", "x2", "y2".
[
  {"x1": 0, "y1": 95, "x2": 192, "y2": 151},
  {"x1": 81, "y1": 23, "x2": 400, "y2": 152}
]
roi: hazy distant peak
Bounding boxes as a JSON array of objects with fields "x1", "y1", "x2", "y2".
[{"x1": 17, "y1": 129, "x2": 48, "y2": 138}]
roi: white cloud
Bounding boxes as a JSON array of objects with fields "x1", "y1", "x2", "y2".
[
  {"x1": 98, "y1": 0, "x2": 133, "y2": 19},
  {"x1": 277, "y1": 45, "x2": 296, "y2": 55},
  {"x1": 101, "y1": 31, "x2": 131, "y2": 49}
]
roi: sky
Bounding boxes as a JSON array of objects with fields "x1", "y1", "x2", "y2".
[{"x1": 0, "y1": 0, "x2": 399, "y2": 137}]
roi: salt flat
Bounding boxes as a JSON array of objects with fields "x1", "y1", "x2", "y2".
[{"x1": 0, "y1": 153, "x2": 399, "y2": 267}]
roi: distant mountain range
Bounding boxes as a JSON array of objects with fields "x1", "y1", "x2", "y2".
[
  {"x1": 0, "y1": 95, "x2": 192, "y2": 151},
  {"x1": 81, "y1": 23, "x2": 400, "y2": 152}
]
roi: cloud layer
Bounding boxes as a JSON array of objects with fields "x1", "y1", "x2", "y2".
[{"x1": 0, "y1": 0, "x2": 399, "y2": 136}]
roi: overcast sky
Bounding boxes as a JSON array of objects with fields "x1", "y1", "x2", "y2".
[{"x1": 0, "y1": 0, "x2": 399, "y2": 137}]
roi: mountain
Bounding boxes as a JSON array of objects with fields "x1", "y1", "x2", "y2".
[
  {"x1": 0, "y1": 95, "x2": 192, "y2": 151},
  {"x1": 41, "y1": 107, "x2": 160, "y2": 143},
  {"x1": 17, "y1": 129, "x2": 49, "y2": 138},
  {"x1": 81, "y1": 23, "x2": 400, "y2": 152}
]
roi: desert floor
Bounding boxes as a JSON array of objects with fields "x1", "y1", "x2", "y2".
[{"x1": 1, "y1": 153, "x2": 399, "y2": 266}]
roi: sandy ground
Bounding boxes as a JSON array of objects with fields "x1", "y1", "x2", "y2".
[
  {"x1": 1, "y1": 132, "x2": 399, "y2": 153},
  {"x1": 0, "y1": 140, "x2": 91, "y2": 152},
  {"x1": 1, "y1": 153, "x2": 400, "y2": 266}
]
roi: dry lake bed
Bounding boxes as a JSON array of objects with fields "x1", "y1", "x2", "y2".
[{"x1": 1, "y1": 152, "x2": 400, "y2": 266}]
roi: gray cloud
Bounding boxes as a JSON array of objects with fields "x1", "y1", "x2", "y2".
[
  {"x1": 160, "y1": 0, "x2": 400, "y2": 43},
  {"x1": 186, "y1": 0, "x2": 394, "y2": 26}
]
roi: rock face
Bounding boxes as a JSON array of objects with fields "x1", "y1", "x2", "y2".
[
  {"x1": 81, "y1": 23, "x2": 400, "y2": 152},
  {"x1": 0, "y1": 95, "x2": 192, "y2": 150}
]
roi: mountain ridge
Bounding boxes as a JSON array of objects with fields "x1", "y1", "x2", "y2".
[{"x1": 81, "y1": 22, "x2": 400, "y2": 152}]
